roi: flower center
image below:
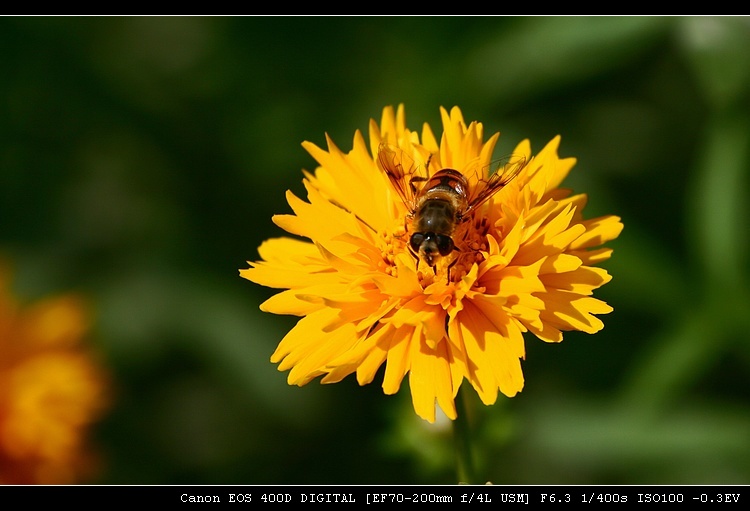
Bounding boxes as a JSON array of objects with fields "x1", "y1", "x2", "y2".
[
  {"x1": 447, "y1": 215, "x2": 491, "y2": 283},
  {"x1": 379, "y1": 227, "x2": 407, "y2": 277},
  {"x1": 381, "y1": 214, "x2": 492, "y2": 288}
]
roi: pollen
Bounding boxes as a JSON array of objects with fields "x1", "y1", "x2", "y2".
[
  {"x1": 416, "y1": 270, "x2": 431, "y2": 287},
  {"x1": 380, "y1": 229, "x2": 405, "y2": 276},
  {"x1": 444, "y1": 215, "x2": 492, "y2": 283}
]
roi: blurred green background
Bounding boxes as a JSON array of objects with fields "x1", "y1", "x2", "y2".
[{"x1": 2, "y1": 16, "x2": 749, "y2": 485}]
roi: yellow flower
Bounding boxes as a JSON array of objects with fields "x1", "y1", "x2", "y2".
[
  {"x1": 0, "y1": 262, "x2": 110, "y2": 484},
  {"x1": 241, "y1": 105, "x2": 623, "y2": 423}
]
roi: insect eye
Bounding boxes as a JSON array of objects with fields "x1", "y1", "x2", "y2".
[
  {"x1": 410, "y1": 233, "x2": 425, "y2": 253},
  {"x1": 435, "y1": 235, "x2": 454, "y2": 256}
]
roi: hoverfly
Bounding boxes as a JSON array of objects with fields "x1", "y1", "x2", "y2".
[{"x1": 378, "y1": 143, "x2": 527, "y2": 271}]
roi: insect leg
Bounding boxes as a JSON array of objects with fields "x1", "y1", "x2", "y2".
[
  {"x1": 407, "y1": 247, "x2": 420, "y2": 273},
  {"x1": 445, "y1": 256, "x2": 458, "y2": 284}
]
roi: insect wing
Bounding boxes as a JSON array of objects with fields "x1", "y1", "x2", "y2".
[
  {"x1": 377, "y1": 143, "x2": 428, "y2": 212},
  {"x1": 464, "y1": 155, "x2": 527, "y2": 216}
]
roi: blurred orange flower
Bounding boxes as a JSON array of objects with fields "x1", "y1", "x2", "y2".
[{"x1": 0, "y1": 263, "x2": 110, "y2": 484}]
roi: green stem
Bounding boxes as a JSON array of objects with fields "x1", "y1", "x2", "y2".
[{"x1": 453, "y1": 386, "x2": 478, "y2": 484}]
